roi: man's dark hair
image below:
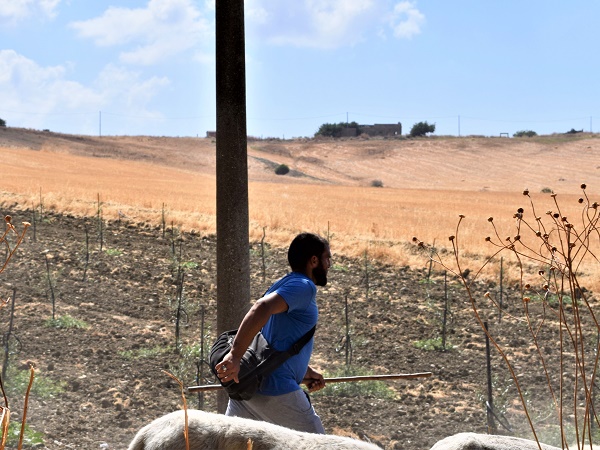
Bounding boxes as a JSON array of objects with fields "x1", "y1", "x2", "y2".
[{"x1": 288, "y1": 233, "x2": 329, "y2": 272}]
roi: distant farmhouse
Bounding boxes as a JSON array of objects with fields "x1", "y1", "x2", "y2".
[{"x1": 341, "y1": 122, "x2": 402, "y2": 137}]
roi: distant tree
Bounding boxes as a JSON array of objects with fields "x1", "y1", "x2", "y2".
[
  {"x1": 315, "y1": 121, "x2": 361, "y2": 138},
  {"x1": 513, "y1": 130, "x2": 537, "y2": 138},
  {"x1": 0, "y1": 118, "x2": 6, "y2": 127},
  {"x1": 409, "y1": 121, "x2": 435, "y2": 137}
]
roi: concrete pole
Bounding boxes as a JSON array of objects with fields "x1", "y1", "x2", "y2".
[{"x1": 215, "y1": 0, "x2": 251, "y2": 412}]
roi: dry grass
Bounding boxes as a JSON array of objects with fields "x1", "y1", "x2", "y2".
[{"x1": 2, "y1": 129, "x2": 600, "y2": 289}]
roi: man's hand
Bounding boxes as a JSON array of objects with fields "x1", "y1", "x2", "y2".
[
  {"x1": 302, "y1": 366, "x2": 325, "y2": 392},
  {"x1": 215, "y1": 352, "x2": 241, "y2": 384}
]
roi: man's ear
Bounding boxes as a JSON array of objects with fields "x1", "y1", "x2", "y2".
[{"x1": 308, "y1": 255, "x2": 319, "y2": 268}]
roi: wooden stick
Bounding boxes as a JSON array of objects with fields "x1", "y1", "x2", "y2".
[{"x1": 186, "y1": 372, "x2": 433, "y2": 393}]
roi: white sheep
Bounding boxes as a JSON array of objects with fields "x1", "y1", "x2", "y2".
[
  {"x1": 127, "y1": 409, "x2": 382, "y2": 450},
  {"x1": 429, "y1": 432, "x2": 562, "y2": 450}
]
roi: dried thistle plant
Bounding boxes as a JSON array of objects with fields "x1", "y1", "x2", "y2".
[
  {"x1": 0, "y1": 215, "x2": 30, "y2": 449},
  {"x1": 416, "y1": 184, "x2": 600, "y2": 449}
]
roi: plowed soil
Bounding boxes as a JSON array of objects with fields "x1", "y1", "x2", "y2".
[{"x1": 1, "y1": 209, "x2": 587, "y2": 450}]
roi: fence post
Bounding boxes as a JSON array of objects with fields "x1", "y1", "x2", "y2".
[
  {"x1": 498, "y1": 257, "x2": 504, "y2": 322},
  {"x1": 485, "y1": 321, "x2": 497, "y2": 434},
  {"x1": 442, "y1": 271, "x2": 448, "y2": 351}
]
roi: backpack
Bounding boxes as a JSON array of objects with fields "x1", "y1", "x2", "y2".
[{"x1": 209, "y1": 326, "x2": 316, "y2": 401}]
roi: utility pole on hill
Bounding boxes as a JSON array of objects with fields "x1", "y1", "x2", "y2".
[{"x1": 215, "y1": 0, "x2": 251, "y2": 413}]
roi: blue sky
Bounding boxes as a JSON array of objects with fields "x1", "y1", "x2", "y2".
[{"x1": 1, "y1": 1, "x2": 598, "y2": 138}]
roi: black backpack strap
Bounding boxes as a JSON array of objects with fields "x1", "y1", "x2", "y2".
[{"x1": 287, "y1": 325, "x2": 316, "y2": 356}]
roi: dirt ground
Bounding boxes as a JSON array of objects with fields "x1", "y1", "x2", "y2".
[{"x1": 0, "y1": 208, "x2": 587, "y2": 450}]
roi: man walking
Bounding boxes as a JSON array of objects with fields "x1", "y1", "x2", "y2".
[{"x1": 215, "y1": 232, "x2": 331, "y2": 433}]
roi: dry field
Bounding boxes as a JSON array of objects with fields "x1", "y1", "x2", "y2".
[{"x1": 2, "y1": 127, "x2": 600, "y2": 286}]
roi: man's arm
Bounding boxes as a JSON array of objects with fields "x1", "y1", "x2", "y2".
[{"x1": 216, "y1": 292, "x2": 288, "y2": 383}]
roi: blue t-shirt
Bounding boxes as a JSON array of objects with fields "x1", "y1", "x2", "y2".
[{"x1": 258, "y1": 272, "x2": 318, "y2": 395}]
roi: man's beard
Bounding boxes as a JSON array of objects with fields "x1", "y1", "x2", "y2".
[{"x1": 313, "y1": 262, "x2": 328, "y2": 286}]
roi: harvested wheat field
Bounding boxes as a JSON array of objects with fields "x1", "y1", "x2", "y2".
[
  {"x1": 1, "y1": 127, "x2": 600, "y2": 449},
  {"x1": 2, "y1": 127, "x2": 600, "y2": 282}
]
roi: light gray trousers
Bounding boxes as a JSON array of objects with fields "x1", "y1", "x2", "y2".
[{"x1": 225, "y1": 389, "x2": 325, "y2": 434}]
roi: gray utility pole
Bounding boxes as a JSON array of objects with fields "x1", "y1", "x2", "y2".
[{"x1": 215, "y1": 0, "x2": 251, "y2": 412}]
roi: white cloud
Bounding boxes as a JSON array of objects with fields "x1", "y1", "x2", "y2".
[
  {"x1": 246, "y1": 0, "x2": 376, "y2": 49},
  {"x1": 389, "y1": 1, "x2": 425, "y2": 39},
  {"x1": 95, "y1": 64, "x2": 170, "y2": 111},
  {"x1": 245, "y1": 0, "x2": 424, "y2": 50},
  {"x1": 69, "y1": 0, "x2": 212, "y2": 66},
  {"x1": 0, "y1": 0, "x2": 62, "y2": 23},
  {"x1": 0, "y1": 50, "x2": 169, "y2": 131}
]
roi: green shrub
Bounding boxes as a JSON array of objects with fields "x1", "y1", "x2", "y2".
[
  {"x1": 409, "y1": 121, "x2": 435, "y2": 137},
  {"x1": 7, "y1": 422, "x2": 44, "y2": 447},
  {"x1": 44, "y1": 314, "x2": 89, "y2": 329},
  {"x1": 413, "y1": 336, "x2": 453, "y2": 351},
  {"x1": 274, "y1": 164, "x2": 290, "y2": 175},
  {"x1": 0, "y1": 118, "x2": 6, "y2": 127},
  {"x1": 513, "y1": 130, "x2": 537, "y2": 137},
  {"x1": 315, "y1": 121, "x2": 361, "y2": 138},
  {"x1": 370, "y1": 179, "x2": 384, "y2": 188},
  {"x1": 4, "y1": 366, "x2": 66, "y2": 398}
]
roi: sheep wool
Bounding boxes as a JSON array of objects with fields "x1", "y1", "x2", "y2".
[
  {"x1": 429, "y1": 433, "x2": 562, "y2": 450},
  {"x1": 128, "y1": 409, "x2": 382, "y2": 450}
]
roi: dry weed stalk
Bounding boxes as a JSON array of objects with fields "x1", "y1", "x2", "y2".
[
  {"x1": 163, "y1": 370, "x2": 190, "y2": 450},
  {"x1": 415, "y1": 184, "x2": 600, "y2": 449},
  {"x1": 0, "y1": 216, "x2": 30, "y2": 449}
]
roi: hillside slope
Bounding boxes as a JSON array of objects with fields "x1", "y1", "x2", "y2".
[{"x1": 2, "y1": 127, "x2": 599, "y2": 194}]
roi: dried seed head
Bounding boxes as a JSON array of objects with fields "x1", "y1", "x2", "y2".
[
  {"x1": 593, "y1": 202, "x2": 599, "y2": 209},
  {"x1": 517, "y1": 208, "x2": 524, "y2": 214},
  {"x1": 459, "y1": 214, "x2": 465, "y2": 219},
  {"x1": 524, "y1": 283, "x2": 530, "y2": 289},
  {"x1": 484, "y1": 292, "x2": 491, "y2": 298},
  {"x1": 4, "y1": 215, "x2": 12, "y2": 224},
  {"x1": 523, "y1": 297, "x2": 531, "y2": 302},
  {"x1": 488, "y1": 217, "x2": 494, "y2": 222},
  {"x1": 523, "y1": 189, "x2": 530, "y2": 196},
  {"x1": 551, "y1": 193, "x2": 557, "y2": 198},
  {"x1": 514, "y1": 235, "x2": 521, "y2": 241},
  {"x1": 553, "y1": 213, "x2": 560, "y2": 218},
  {"x1": 538, "y1": 270, "x2": 545, "y2": 275},
  {"x1": 581, "y1": 183, "x2": 587, "y2": 190},
  {"x1": 543, "y1": 284, "x2": 549, "y2": 290},
  {"x1": 561, "y1": 216, "x2": 567, "y2": 222},
  {"x1": 543, "y1": 233, "x2": 549, "y2": 239},
  {"x1": 412, "y1": 237, "x2": 418, "y2": 242},
  {"x1": 485, "y1": 236, "x2": 491, "y2": 241},
  {"x1": 505, "y1": 236, "x2": 512, "y2": 241},
  {"x1": 551, "y1": 246, "x2": 557, "y2": 252},
  {"x1": 569, "y1": 243, "x2": 576, "y2": 249},
  {"x1": 579, "y1": 198, "x2": 584, "y2": 204},
  {"x1": 449, "y1": 235, "x2": 455, "y2": 241},
  {"x1": 535, "y1": 231, "x2": 542, "y2": 237}
]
